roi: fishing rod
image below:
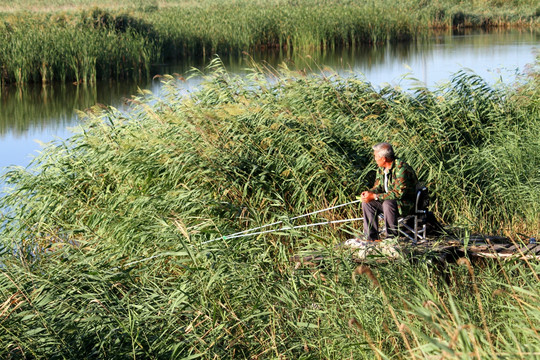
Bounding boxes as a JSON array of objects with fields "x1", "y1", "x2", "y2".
[
  {"x1": 201, "y1": 199, "x2": 363, "y2": 245},
  {"x1": 219, "y1": 199, "x2": 362, "y2": 240},
  {"x1": 202, "y1": 216, "x2": 364, "y2": 244},
  {"x1": 120, "y1": 200, "x2": 364, "y2": 267},
  {"x1": 123, "y1": 215, "x2": 364, "y2": 267}
]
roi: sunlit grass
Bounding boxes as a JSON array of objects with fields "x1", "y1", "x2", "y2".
[
  {"x1": 0, "y1": 59, "x2": 538, "y2": 358},
  {"x1": 0, "y1": 0, "x2": 182, "y2": 13}
]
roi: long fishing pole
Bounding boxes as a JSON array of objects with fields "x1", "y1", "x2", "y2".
[
  {"x1": 121, "y1": 216, "x2": 365, "y2": 267},
  {"x1": 222, "y1": 199, "x2": 362, "y2": 239},
  {"x1": 201, "y1": 216, "x2": 364, "y2": 244},
  {"x1": 120, "y1": 200, "x2": 364, "y2": 267}
]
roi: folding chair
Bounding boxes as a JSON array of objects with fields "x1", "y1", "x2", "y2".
[
  {"x1": 397, "y1": 185, "x2": 429, "y2": 243},
  {"x1": 379, "y1": 185, "x2": 429, "y2": 243}
]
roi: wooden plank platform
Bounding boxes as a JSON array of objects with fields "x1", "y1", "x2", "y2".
[
  {"x1": 291, "y1": 236, "x2": 539, "y2": 266},
  {"x1": 404, "y1": 236, "x2": 540, "y2": 261}
]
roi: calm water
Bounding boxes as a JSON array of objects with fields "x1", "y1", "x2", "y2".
[{"x1": 0, "y1": 29, "x2": 538, "y2": 173}]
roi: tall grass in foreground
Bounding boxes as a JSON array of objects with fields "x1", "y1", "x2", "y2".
[
  {"x1": 1, "y1": 242, "x2": 539, "y2": 358},
  {"x1": 0, "y1": 60, "x2": 539, "y2": 358}
]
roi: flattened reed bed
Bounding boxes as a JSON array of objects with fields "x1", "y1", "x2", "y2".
[
  {"x1": 0, "y1": 61, "x2": 539, "y2": 358},
  {"x1": 1, "y1": 0, "x2": 539, "y2": 85}
]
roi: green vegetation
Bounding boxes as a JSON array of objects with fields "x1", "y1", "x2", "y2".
[
  {"x1": 0, "y1": 0, "x2": 539, "y2": 85},
  {"x1": 0, "y1": 59, "x2": 538, "y2": 358},
  {"x1": 0, "y1": 9, "x2": 157, "y2": 85}
]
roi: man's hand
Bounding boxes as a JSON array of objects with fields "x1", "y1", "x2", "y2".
[{"x1": 361, "y1": 191, "x2": 377, "y2": 203}]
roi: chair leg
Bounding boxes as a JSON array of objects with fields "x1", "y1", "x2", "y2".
[
  {"x1": 383, "y1": 215, "x2": 427, "y2": 243},
  {"x1": 397, "y1": 217, "x2": 415, "y2": 242},
  {"x1": 414, "y1": 215, "x2": 418, "y2": 244}
]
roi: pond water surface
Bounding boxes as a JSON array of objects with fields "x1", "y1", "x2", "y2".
[{"x1": 0, "y1": 29, "x2": 538, "y2": 174}]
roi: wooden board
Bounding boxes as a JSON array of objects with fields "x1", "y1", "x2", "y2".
[{"x1": 291, "y1": 237, "x2": 539, "y2": 266}]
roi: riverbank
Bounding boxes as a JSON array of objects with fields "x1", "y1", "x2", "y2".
[
  {"x1": 1, "y1": 0, "x2": 539, "y2": 85},
  {"x1": 1, "y1": 59, "x2": 539, "y2": 358}
]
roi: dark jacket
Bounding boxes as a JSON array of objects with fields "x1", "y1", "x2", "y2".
[{"x1": 369, "y1": 158, "x2": 418, "y2": 216}]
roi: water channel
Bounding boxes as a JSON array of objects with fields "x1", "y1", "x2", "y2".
[{"x1": 0, "y1": 29, "x2": 538, "y2": 174}]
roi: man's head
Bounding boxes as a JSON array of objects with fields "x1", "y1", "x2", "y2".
[{"x1": 372, "y1": 142, "x2": 395, "y2": 168}]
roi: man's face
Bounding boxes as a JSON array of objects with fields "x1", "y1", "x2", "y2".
[{"x1": 374, "y1": 152, "x2": 386, "y2": 168}]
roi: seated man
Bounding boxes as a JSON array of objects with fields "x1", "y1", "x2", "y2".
[{"x1": 360, "y1": 142, "x2": 418, "y2": 241}]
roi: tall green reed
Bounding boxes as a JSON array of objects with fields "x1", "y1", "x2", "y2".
[
  {"x1": 2, "y1": 58, "x2": 538, "y2": 252},
  {"x1": 0, "y1": 58, "x2": 538, "y2": 358},
  {"x1": 1, "y1": 232, "x2": 538, "y2": 358},
  {"x1": 0, "y1": 11, "x2": 157, "y2": 85}
]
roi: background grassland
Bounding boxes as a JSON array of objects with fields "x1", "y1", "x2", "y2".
[
  {"x1": 0, "y1": 60, "x2": 539, "y2": 358},
  {"x1": 0, "y1": 0, "x2": 539, "y2": 85}
]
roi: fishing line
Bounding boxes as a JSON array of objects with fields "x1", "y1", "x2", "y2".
[{"x1": 221, "y1": 199, "x2": 362, "y2": 239}]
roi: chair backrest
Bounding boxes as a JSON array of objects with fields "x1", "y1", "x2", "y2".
[{"x1": 415, "y1": 184, "x2": 429, "y2": 213}]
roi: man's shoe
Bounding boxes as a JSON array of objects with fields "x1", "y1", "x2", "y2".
[{"x1": 343, "y1": 238, "x2": 381, "y2": 248}]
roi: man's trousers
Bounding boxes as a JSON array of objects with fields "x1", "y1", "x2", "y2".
[{"x1": 361, "y1": 200, "x2": 399, "y2": 240}]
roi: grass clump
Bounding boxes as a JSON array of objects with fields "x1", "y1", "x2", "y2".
[
  {"x1": 0, "y1": 9, "x2": 157, "y2": 85},
  {"x1": 0, "y1": 59, "x2": 539, "y2": 357}
]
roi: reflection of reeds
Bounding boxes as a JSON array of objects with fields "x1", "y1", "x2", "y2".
[
  {"x1": 1, "y1": 0, "x2": 538, "y2": 85},
  {"x1": 0, "y1": 59, "x2": 538, "y2": 358},
  {"x1": 0, "y1": 81, "x2": 144, "y2": 136}
]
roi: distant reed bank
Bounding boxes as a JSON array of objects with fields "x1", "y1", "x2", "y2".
[{"x1": 0, "y1": 0, "x2": 539, "y2": 85}]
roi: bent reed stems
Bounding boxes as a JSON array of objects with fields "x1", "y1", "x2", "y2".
[
  {"x1": 0, "y1": 59, "x2": 539, "y2": 358},
  {"x1": 0, "y1": 0, "x2": 539, "y2": 85}
]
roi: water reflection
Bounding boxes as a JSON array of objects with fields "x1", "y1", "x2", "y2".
[
  {"x1": 0, "y1": 29, "x2": 537, "y2": 170},
  {"x1": 0, "y1": 81, "x2": 145, "y2": 137}
]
